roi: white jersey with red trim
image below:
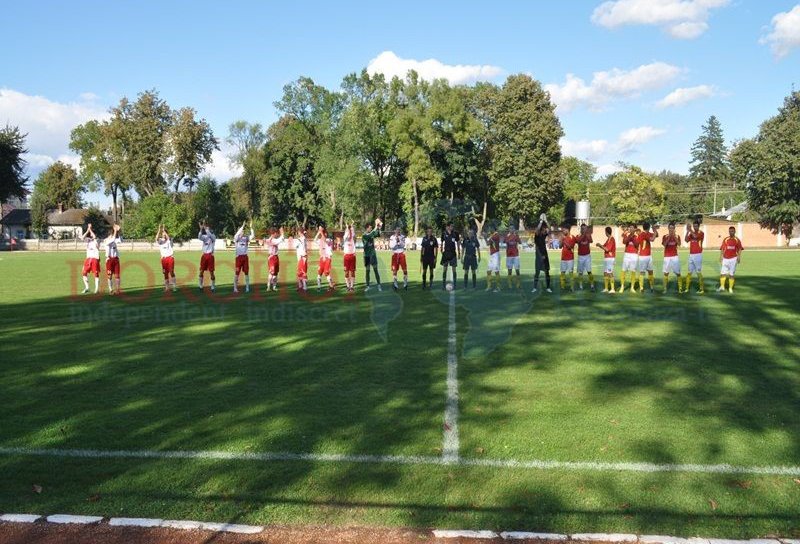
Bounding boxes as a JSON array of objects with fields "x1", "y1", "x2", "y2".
[
  {"x1": 343, "y1": 228, "x2": 356, "y2": 255},
  {"x1": 85, "y1": 238, "x2": 99, "y2": 259},
  {"x1": 389, "y1": 234, "x2": 406, "y2": 254},
  {"x1": 199, "y1": 230, "x2": 215, "y2": 254},
  {"x1": 295, "y1": 235, "x2": 308, "y2": 259},
  {"x1": 105, "y1": 237, "x2": 122, "y2": 259},
  {"x1": 234, "y1": 228, "x2": 254, "y2": 256},
  {"x1": 158, "y1": 237, "x2": 174, "y2": 258},
  {"x1": 264, "y1": 235, "x2": 284, "y2": 257}
]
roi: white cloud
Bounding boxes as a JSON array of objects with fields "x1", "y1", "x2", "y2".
[
  {"x1": 26, "y1": 153, "x2": 82, "y2": 172},
  {"x1": 618, "y1": 126, "x2": 667, "y2": 153},
  {"x1": 0, "y1": 89, "x2": 110, "y2": 159},
  {"x1": 545, "y1": 62, "x2": 682, "y2": 112},
  {"x1": 560, "y1": 138, "x2": 611, "y2": 160},
  {"x1": 656, "y1": 84, "x2": 716, "y2": 108},
  {"x1": 760, "y1": 4, "x2": 800, "y2": 59},
  {"x1": 596, "y1": 163, "x2": 624, "y2": 177},
  {"x1": 591, "y1": 0, "x2": 730, "y2": 39},
  {"x1": 203, "y1": 148, "x2": 242, "y2": 182},
  {"x1": 366, "y1": 51, "x2": 503, "y2": 85},
  {"x1": 562, "y1": 126, "x2": 667, "y2": 168}
]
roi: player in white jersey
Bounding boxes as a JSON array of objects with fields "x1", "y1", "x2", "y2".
[
  {"x1": 295, "y1": 227, "x2": 309, "y2": 291},
  {"x1": 342, "y1": 223, "x2": 357, "y2": 293},
  {"x1": 389, "y1": 227, "x2": 408, "y2": 291},
  {"x1": 198, "y1": 222, "x2": 216, "y2": 292},
  {"x1": 80, "y1": 223, "x2": 101, "y2": 294},
  {"x1": 233, "y1": 220, "x2": 254, "y2": 293},
  {"x1": 262, "y1": 227, "x2": 285, "y2": 291},
  {"x1": 314, "y1": 226, "x2": 334, "y2": 291},
  {"x1": 104, "y1": 224, "x2": 122, "y2": 295},
  {"x1": 156, "y1": 224, "x2": 177, "y2": 292}
]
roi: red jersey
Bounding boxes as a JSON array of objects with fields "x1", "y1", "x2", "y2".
[
  {"x1": 505, "y1": 233, "x2": 520, "y2": 257},
  {"x1": 685, "y1": 230, "x2": 704, "y2": 254},
  {"x1": 487, "y1": 233, "x2": 501, "y2": 255},
  {"x1": 561, "y1": 235, "x2": 577, "y2": 260},
  {"x1": 577, "y1": 233, "x2": 593, "y2": 256},
  {"x1": 622, "y1": 232, "x2": 639, "y2": 254},
  {"x1": 637, "y1": 232, "x2": 655, "y2": 257},
  {"x1": 662, "y1": 234, "x2": 680, "y2": 257},
  {"x1": 602, "y1": 237, "x2": 616, "y2": 258},
  {"x1": 720, "y1": 236, "x2": 743, "y2": 259}
]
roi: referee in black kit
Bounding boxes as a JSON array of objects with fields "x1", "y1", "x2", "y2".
[
  {"x1": 420, "y1": 226, "x2": 438, "y2": 289},
  {"x1": 441, "y1": 222, "x2": 461, "y2": 290}
]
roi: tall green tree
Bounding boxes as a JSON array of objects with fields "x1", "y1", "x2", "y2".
[
  {"x1": 0, "y1": 125, "x2": 29, "y2": 208},
  {"x1": 166, "y1": 107, "x2": 218, "y2": 194},
  {"x1": 485, "y1": 74, "x2": 563, "y2": 227},
  {"x1": 191, "y1": 176, "x2": 237, "y2": 236},
  {"x1": 734, "y1": 91, "x2": 800, "y2": 239},
  {"x1": 29, "y1": 161, "x2": 84, "y2": 236},
  {"x1": 609, "y1": 165, "x2": 666, "y2": 224},
  {"x1": 689, "y1": 115, "x2": 730, "y2": 211}
]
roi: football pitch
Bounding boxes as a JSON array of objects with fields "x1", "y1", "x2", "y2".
[{"x1": 0, "y1": 249, "x2": 798, "y2": 538}]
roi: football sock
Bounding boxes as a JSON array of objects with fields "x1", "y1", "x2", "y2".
[
  {"x1": 698, "y1": 273, "x2": 704, "y2": 291},
  {"x1": 719, "y1": 276, "x2": 726, "y2": 289},
  {"x1": 588, "y1": 272, "x2": 594, "y2": 286},
  {"x1": 82, "y1": 276, "x2": 89, "y2": 290},
  {"x1": 560, "y1": 273, "x2": 566, "y2": 289},
  {"x1": 648, "y1": 273, "x2": 655, "y2": 290},
  {"x1": 729, "y1": 277, "x2": 735, "y2": 290}
]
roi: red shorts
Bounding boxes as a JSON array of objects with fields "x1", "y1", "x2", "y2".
[
  {"x1": 344, "y1": 253, "x2": 356, "y2": 273},
  {"x1": 318, "y1": 257, "x2": 331, "y2": 275},
  {"x1": 297, "y1": 256, "x2": 308, "y2": 279},
  {"x1": 391, "y1": 252, "x2": 407, "y2": 273},
  {"x1": 105, "y1": 257, "x2": 120, "y2": 277},
  {"x1": 161, "y1": 256, "x2": 175, "y2": 277},
  {"x1": 268, "y1": 254, "x2": 280, "y2": 275},
  {"x1": 235, "y1": 254, "x2": 249, "y2": 275},
  {"x1": 82, "y1": 258, "x2": 100, "y2": 277},
  {"x1": 199, "y1": 253, "x2": 215, "y2": 273}
]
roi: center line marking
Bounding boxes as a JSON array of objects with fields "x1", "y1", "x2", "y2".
[{"x1": 443, "y1": 290, "x2": 460, "y2": 463}]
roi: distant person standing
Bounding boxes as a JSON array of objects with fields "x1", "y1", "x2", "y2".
[
  {"x1": 661, "y1": 222, "x2": 682, "y2": 294},
  {"x1": 233, "y1": 220, "x2": 255, "y2": 294},
  {"x1": 532, "y1": 214, "x2": 551, "y2": 293},
  {"x1": 420, "y1": 227, "x2": 438, "y2": 290},
  {"x1": 718, "y1": 225, "x2": 743, "y2": 293},
  {"x1": 295, "y1": 227, "x2": 309, "y2": 292},
  {"x1": 156, "y1": 224, "x2": 176, "y2": 293},
  {"x1": 389, "y1": 227, "x2": 408, "y2": 291},
  {"x1": 198, "y1": 222, "x2": 216, "y2": 292},
  {"x1": 441, "y1": 222, "x2": 460, "y2": 290},
  {"x1": 575, "y1": 224, "x2": 594, "y2": 291},
  {"x1": 342, "y1": 223, "x2": 357, "y2": 293},
  {"x1": 684, "y1": 221, "x2": 705, "y2": 294},
  {"x1": 505, "y1": 226, "x2": 521, "y2": 290},
  {"x1": 461, "y1": 228, "x2": 481, "y2": 289},
  {"x1": 559, "y1": 225, "x2": 577, "y2": 292},
  {"x1": 620, "y1": 224, "x2": 639, "y2": 293},
  {"x1": 596, "y1": 226, "x2": 616, "y2": 294},
  {"x1": 80, "y1": 223, "x2": 100, "y2": 294},
  {"x1": 263, "y1": 226, "x2": 286, "y2": 292},
  {"x1": 104, "y1": 224, "x2": 122, "y2": 295},
  {"x1": 485, "y1": 229, "x2": 501, "y2": 292},
  {"x1": 362, "y1": 218, "x2": 383, "y2": 292}
]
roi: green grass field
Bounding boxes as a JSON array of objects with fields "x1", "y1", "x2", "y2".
[{"x1": 0, "y1": 248, "x2": 798, "y2": 537}]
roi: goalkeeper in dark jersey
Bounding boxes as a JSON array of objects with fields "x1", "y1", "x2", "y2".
[{"x1": 362, "y1": 218, "x2": 383, "y2": 292}]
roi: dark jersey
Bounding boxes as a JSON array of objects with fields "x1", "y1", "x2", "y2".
[
  {"x1": 534, "y1": 232, "x2": 548, "y2": 254},
  {"x1": 441, "y1": 230, "x2": 460, "y2": 259},
  {"x1": 421, "y1": 235, "x2": 438, "y2": 261},
  {"x1": 463, "y1": 237, "x2": 479, "y2": 258}
]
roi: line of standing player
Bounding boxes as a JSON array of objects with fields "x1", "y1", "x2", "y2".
[{"x1": 78, "y1": 217, "x2": 744, "y2": 295}]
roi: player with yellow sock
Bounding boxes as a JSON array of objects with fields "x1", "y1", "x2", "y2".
[
  {"x1": 575, "y1": 224, "x2": 595, "y2": 292},
  {"x1": 718, "y1": 225, "x2": 743, "y2": 293},
  {"x1": 619, "y1": 224, "x2": 639, "y2": 293},
  {"x1": 661, "y1": 222, "x2": 681, "y2": 294},
  {"x1": 684, "y1": 220, "x2": 705, "y2": 293},
  {"x1": 636, "y1": 222, "x2": 659, "y2": 293},
  {"x1": 559, "y1": 225, "x2": 577, "y2": 292},
  {"x1": 485, "y1": 229, "x2": 502, "y2": 292},
  {"x1": 596, "y1": 226, "x2": 617, "y2": 293}
]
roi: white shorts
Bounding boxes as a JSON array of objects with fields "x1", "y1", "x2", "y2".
[
  {"x1": 622, "y1": 253, "x2": 638, "y2": 272},
  {"x1": 506, "y1": 256, "x2": 520, "y2": 270},
  {"x1": 488, "y1": 252, "x2": 500, "y2": 272},
  {"x1": 604, "y1": 258, "x2": 615, "y2": 274},
  {"x1": 637, "y1": 256, "x2": 653, "y2": 272},
  {"x1": 688, "y1": 253, "x2": 703, "y2": 274},
  {"x1": 720, "y1": 257, "x2": 738, "y2": 276},
  {"x1": 560, "y1": 259, "x2": 574, "y2": 273},
  {"x1": 577, "y1": 254, "x2": 592, "y2": 274},
  {"x1": 663, "y1": 256, "x2": 680, "y2": 275}
]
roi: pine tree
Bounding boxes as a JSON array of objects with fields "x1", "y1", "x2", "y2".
[{"x1": 689, "y1": 115, "x2": 730, "y2": 186}]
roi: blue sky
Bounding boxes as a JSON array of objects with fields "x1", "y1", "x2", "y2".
[{"x1": 2, "y1": 0, "x2": 799, "y2": 207}]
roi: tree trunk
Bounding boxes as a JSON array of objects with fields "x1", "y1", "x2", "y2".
[
  {"x1": 472, "y1": 201, "x2": 487, "y2": 234},
  {"x1": 412, "y1": 180, "x2": 420, "y2": 238},
  {"x1": 111, "y1": 186, "x2": 119, "y2": 224}
]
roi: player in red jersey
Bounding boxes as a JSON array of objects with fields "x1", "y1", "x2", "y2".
[
  {"x1": 661, "y1": 221, "x2": 682, "y2": 294},
  {"x1": 575, "y1": 224, "x2": 595, "y2": 291},
  {"x1": 505, "y1": 226, "x2": 521, "y2": 289},
  {"x1": 684, "y1": 220, "x2": 705, "y2": 294},
  {"x1": 80, "y1": 223, "x2": 101, "y2": 294},
  {"x1": 484, "y1": 229, "x2": 502, "y2": 292},
  {"x1": 718, "y1": 225, "x2": 743, "y2": 293},
  {"x1": 620, "y1": 224, "x2": 639, "y2": 293},
  {"x1": 559, "y1": 225, "x2": 577, "y2": 291},
  {"x1": 595, "y1": 226, "x2": 616, "y2": 293},
  {"x1": 636, "y1": 222, "x2": 659, "y2": 292}
]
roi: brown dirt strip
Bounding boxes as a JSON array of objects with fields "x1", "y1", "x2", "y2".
[{"x1": 0, "y1": 522, "x2": 565, "y2": 544}]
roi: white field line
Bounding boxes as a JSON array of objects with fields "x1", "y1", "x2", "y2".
[
  {"x1": 1, "y1": 446, "x2": 800, "y2": 476},
  {"x1": 443, "y1": 290, "x2": 460, "y2": 463}
]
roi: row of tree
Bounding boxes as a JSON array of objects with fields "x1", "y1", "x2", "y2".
[{"x1": 1, "y1": 74, "x2": 798, "y2": 241}]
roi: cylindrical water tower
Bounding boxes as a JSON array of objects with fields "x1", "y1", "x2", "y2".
[{"x1": 576, "y1": 200, "x2": 591, "y2": 225}]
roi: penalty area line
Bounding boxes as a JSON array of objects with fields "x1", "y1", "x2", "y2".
[{"x1": 1, "y1": 447, "x2": 799, "y2": 476}]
